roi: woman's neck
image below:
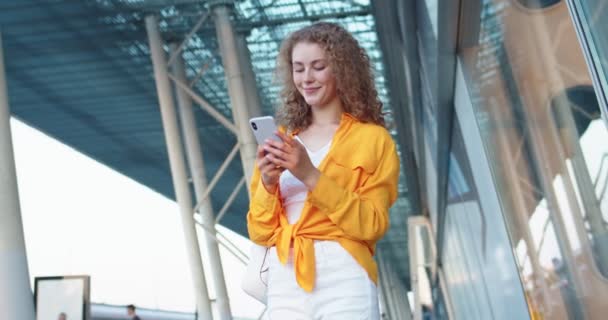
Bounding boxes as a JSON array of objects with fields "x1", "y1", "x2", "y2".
[{"x1": 311, "y1": 98, "x2": 343, "y2": 126}]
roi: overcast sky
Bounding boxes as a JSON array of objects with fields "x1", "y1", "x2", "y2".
[{"x1": 11, "y1": 118, "x2": 264, "y2": 319}]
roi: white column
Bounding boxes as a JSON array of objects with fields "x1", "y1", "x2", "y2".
[
  {"x1": 0, "y1": 31, "x2": 36, "y2": 320},
  {"x1": 212, "y1": 2, "x2": 258, "y2": 186},
  {"x1": 170, "y1": 43, "x2": 232, "y2": 320},
  {"x1": 145, "y1": 16, "x2": 213, "y2": 320},
  {"x1": 236, "y1": 32, "x2": 262, "y2": 118}
]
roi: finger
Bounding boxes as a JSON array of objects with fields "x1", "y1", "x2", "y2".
[
  {"x1": 264, "y1": 138, "x2": 285, "y2": 151},
  {"x1": 266, "y1": 153, "x2": 288, "y2": 168},
  {"x1": 260, "y1": 161, "x2": 277, "y2": 173},
  {"x1": 261, "y1": 157, "x2": 282, "y2": 172},
  {"x1": 275, "y1": 131, "x2": 295, "y2": 147},
  {"x1": 256, "y1": 145, "x2": 265, "y2": 159},
  {"x1": 267, "y1": 166, "x2": 285, "y2": 176},
  {"x1": 263, "y1": 144, "x2": 287, "y2": 160}
]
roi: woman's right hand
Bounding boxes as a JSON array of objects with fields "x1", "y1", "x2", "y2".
[{"x1": 256, "y1": 144, "x2": 285, "y2": 193}]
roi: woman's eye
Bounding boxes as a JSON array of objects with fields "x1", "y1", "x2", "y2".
[
  {"x1": 293, "y1": 68, "x2": 304, "y2": 73},
  {"x1": 314, "y1": 65, "x2": 326, "y2": 71}
]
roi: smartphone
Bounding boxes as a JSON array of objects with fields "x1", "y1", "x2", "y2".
[{"x1": 249, "y1": 116, "x2": 281, "y2": 146}]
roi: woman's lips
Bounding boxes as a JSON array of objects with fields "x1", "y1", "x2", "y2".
[{"x1": 303, "y1": 87, "x2": 320, "y2": 94}]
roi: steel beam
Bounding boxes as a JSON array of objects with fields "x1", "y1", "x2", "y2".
[
  {"x1": 171, "y1": 43, "x2": 232, "y2": 320},
  {"x1": 236, "y1": 32, "x2": 263, "y2": 118},
  {"x1": 168, "y1": 11, "x2": 211, "y2": 66},
  {"x1": 168, "y1": 73, "x2": 238, "y2": 134},
  {"x1": 212, "y1": 2, "x2": 258, "y2": 186},
  {"x1": 193, "y1": 142, "x2": 240, "y2": 213},
  {"x1": 145, "y1": 15, "x2": 213, "y2": 320},
  {"x1": 215, "y1": 177, "x2": 246, "y2": 224}
]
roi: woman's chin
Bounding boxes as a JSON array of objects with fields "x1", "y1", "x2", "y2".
[{"x1": 304, "y1": 98, "x2": 321, "y2": 107}]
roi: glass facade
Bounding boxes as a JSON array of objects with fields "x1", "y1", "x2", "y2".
[
  {"x1": 569, "y1": 0, "x2": 608, "y2": 126},
  {"x1": 441, "y1": 96, "x2": 530, "y2": 320},
  {"x1": 458, "y1": 1, "x2": 608, "y2": 319}
]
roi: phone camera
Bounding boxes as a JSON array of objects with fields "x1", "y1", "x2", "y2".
[{"x1": 251, "y1": 122, "x2": 258, "y2": 130}]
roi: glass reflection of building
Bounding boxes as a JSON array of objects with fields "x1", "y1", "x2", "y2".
[{"x1": 399, "y1": 0, "x2": 608, "y2": 319}]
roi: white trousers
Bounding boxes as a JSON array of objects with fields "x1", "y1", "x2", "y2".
[{"x1": 267, "y1": 241, "x2": 380, "y2": 320}]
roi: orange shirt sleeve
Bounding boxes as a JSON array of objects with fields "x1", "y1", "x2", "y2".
[
  {"x1": 246, "y1": 165, "x2": 282, "y2": 246},
  {"x1": 308, "y1": 131, "x2": 400, "y2": 242}
]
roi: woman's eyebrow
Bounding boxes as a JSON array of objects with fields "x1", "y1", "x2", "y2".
[{"x1": 292, "y1": 59, "x2": 327, "y2": 65}]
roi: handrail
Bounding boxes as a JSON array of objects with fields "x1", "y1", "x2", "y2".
[
  {"x1": 193, "y1": 216, "x2": 248, "y2": 265},
  {"x1": 594, "y1": 154, "x2": 608, "y2": 206},
  {"x1": 593, "y1": 153, "x2": 608, "y2": 188}
]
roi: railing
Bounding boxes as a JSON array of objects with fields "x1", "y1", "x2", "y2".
[{"x1": 594, "y1": 153, "x2": 608, "y2": 207}]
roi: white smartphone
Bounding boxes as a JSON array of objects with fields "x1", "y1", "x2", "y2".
[{"x1": 249, "y1": 116, "x2": 281, "y2": 145}]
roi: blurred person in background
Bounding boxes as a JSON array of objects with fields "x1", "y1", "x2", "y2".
[{"x1": 126, "y1": 304, "x2": 141, "y2": 320}]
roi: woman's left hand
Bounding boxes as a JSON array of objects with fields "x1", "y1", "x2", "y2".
[{"x1": 263, "y1": 131, "x2": 320, "y2": 189}]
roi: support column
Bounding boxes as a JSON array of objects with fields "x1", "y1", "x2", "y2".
[
  {"x1": 236, "y1": 32, "x2": 262, "y2": 118},
  {"x1": 145, "y1": 16, "x2": 213, "y2": 320},
  {"x1": 170, "y1": 43, "x2": 232, "y2": 320},
  {"x1": 212, "y1": 1, "x2": 258, "y2": 186},
  {"x1": 0, "y1": 32, "x2": 36, "y2": 320}
]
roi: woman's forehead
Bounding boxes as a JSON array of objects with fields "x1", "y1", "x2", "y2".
[{"x1": 292, "y1": 42, "x2": 327, "y2": 62}]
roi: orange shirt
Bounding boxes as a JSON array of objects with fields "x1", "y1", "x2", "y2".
[{"x1": 247, "y1": 113, "x2": 400, "y2": 292}]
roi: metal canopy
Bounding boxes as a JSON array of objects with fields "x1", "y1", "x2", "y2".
[{"x1": 1, "y1": 0, "x2": 412, "y2": 284}]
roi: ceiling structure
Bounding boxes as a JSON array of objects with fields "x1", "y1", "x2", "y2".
[{"x1": 1, "y1": 0, "x2": 413, "y2": 287}]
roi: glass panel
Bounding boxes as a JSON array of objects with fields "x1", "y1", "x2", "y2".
[
  {"x1": 418, "y1": 0, "x2": 440, "y2": 225},
  {"x1": 460, "y1": 1, "x2": 608, "y2": 319},
  {"x1": 441, "y1": 116, "x2": 529, "y2": 320},
  {"x1": 423, "y1": 0, "x2": 438, "y2": 35},
  {"x1": 571, "y1": 0, "x2": 608, "y2": 122}
]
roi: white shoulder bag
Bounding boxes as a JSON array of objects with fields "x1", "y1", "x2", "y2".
[{"x1": 241, "y1": 243, "x2": 270, "y2": 304}]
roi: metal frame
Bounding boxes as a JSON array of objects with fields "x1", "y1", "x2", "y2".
[
  {"x1": 171, "y1": 41, "x2": 232, "y2": 319},
  {"x1": 145, "y1": 15, "x2": 214, "y2": 320},
  {"x1": 566, "y1": 0, "x2": 608, "y2": 129},
  {"x1": 146, "y1": 2, "x2": 268, "y2": 317},
  {"x1": 453, "y1": 60, "x2": 532, "y2": 319},
  {"x1": 434, "y1": 0, "x2": 461, "y2": 267},
  {"x1": 33, "y1": 275, "x2": 91, "y2": 320}
]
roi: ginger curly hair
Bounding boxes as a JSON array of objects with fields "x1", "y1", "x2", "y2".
[{"x1": 275, "y1": 22, "x2": 385, "y2": 131}]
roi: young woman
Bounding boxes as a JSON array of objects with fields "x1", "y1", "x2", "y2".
[{"x1": 247, "y1": 22, "x2": 400, "y2": 319}]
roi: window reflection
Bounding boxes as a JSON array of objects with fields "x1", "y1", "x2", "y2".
[
  {"x1": 460, "y1": 0, "x2": 608, "y2": 319},
  {"x1": 516, "y1": 0, "x2": 561, "y2": 9},
  {"x1": 571, "y1": 0, "x2": 608, "y2": 120}
]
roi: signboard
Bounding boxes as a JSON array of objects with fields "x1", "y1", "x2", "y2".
[{"x1": 34, "y1": 275, "x2": 90, "y2": 320}]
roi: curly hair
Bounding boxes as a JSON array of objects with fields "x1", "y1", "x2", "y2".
[{"x1": 275, "y1": 22, "x2": 385, "y2": 131}]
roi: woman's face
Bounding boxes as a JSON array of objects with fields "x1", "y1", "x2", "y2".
[{"x1": 291, "y1": 41, "x2": 338, "y2": 108}]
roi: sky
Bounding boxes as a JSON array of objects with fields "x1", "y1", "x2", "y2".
[{"x1": 11, "y1": 118, "x2": 265, "y2": 319}]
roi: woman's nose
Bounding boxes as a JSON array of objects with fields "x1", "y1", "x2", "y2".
[{"x1": 303, "y1": 68, "x2": 314, "y2": 82}]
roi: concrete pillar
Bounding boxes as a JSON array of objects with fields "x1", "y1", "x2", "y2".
[
  {"x1": 170, "y1": 43, "x2": 232, "y2": 320},
  {"x1": 235, "y1": 32, "x2": 263, "y2": 118},
  {"x1": 211, "y1": 1, "x2": 258, "y2": 186},
  {"x1": 0, "y1": 31, "x2": 36, "y2": 320},
  {"x1": 145, "y1": 15, "x2": 214, "y2": 320}
]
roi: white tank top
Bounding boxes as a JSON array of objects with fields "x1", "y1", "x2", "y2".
[{"x1": 279, "y1": 136, "x2": 332, "y2": 224}]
